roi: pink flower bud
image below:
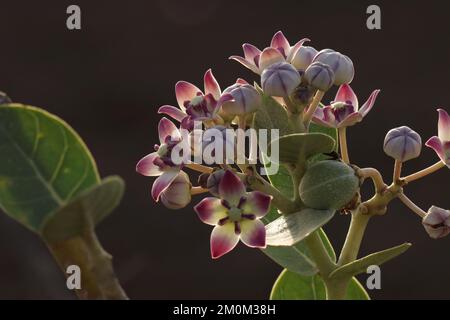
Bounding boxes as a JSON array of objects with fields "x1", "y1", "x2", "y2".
[
  {"x1": 221, "y1": 83, "x2": 261, "y2": 116},
  {"x1": 422, "y1": 206, "x2": 450, "y2": 239},
  {"x1": 383, "y1": 126, "x2": 422, "y2": 162},
  {"x1": 160, "y1": 171, "x2": 192, "y2": 209},
  {"x1": 304, "y1": 62, "x2": 335, "y2": 92},
  {"x1": 261, "y1": 62, "x2": 301, "y2": 97},
  {"x1": 290, "y1": 46, "x2": 318, "y2": 70},
  {"x1": 313, "y1": 49, "x2": 354, "y2": 85}
]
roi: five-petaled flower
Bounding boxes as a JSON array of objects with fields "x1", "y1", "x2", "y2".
[
  {"x1": 425, "y1": 109, "x2": 450, "y2": 167},
  {"x1": 136, "y1": 117, "x2": 185, "y2": 201},
  {"x1": 194, "y1": 170, "x2": 272, "y2": 259},
  {"x1": 229, "y1": 31, "x2": 309, "y2": 74},
  {"x1": 312, "y1": 84, "x2": 380, "y2": 128},
  {"x1": 158, "y1": 69, "x2": 233, "y2": 130}
]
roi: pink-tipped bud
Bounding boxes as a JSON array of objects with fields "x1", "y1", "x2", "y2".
[
  {"x1": 222, "y1": 83, "x2": 261, "y2": 116},
  {"x1": 312, "y1": 49, "x2": 354, "y2": 85},
  {"x1": 383, "y1": 126, "x2": 422, "y2": 162},
  {"x1": 261, "y1": 62, "x2": 301, "y2": 97},
  {"x1": 304, "y1": 62, "x2": 335, "y2": 92},
  {"x1": 423, "y1": 206, "x2": 450, "y2": 239},
  {"x1": 160, "y1": 171, "x2": 192, "y2": 209}
]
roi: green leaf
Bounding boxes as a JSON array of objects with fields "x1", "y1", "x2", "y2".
[
  {"x1": 309, "y1": 122, "x2": 339, "y2": 163},
  {"x1": 273, "y1": 133, "x2": 335, "y2": 164},
  {"x1": 265, "y1": 208, "x2": 335, "y2": 246},
  {"x1": 42, "y1": 176, "x2": 125, "y2": 241},
  {"x1": 253, "y1": 92, "x2": 292, "y2": 140},
  {"x1": 270, "y1": 269, "x2": 369, "y2": 300},
  {"x1": 0, "y1": 104, "x2": 114, "y2": 237},
  {"x1": 329, "y1": 243, "x2": 411, "y2": 279}
]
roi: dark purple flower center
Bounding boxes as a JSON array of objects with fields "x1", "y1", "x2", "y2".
[
  {"x1": 153, "y1": 135, "x2": 183, "y2": 168},
  {"x1": 184, "y1": 93, "x2": 217, "y2": 121},
  {"x1": 331, "y1": 101, "x2": 355, "y2": 123}
]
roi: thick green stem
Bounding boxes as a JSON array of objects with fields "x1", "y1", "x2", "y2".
[
  {"x1": 304, "y1": 231, "x2": 336, "y2": 276},
  {"x1": 338, "y1": 212, "x2": 371, "y2": 266}
]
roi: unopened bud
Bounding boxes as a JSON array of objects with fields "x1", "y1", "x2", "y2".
[
  {"x1": 312, "y1": 49, "x2": 354, "y2": 85},
  {"x1": 206, "y1": 169, "x2": 225, "y2": 197},
  {"x1": 222, "y1": 83, "x2": 261, "y2": 116},
  {"x1": 383, "y1": 126, "x2": 422, "y2": 162},
  {"x1": 160, "y1": 171, "x2": 192, "y2": 209},
  {"x1": 261, "y1": 62, "x2": 301, "y2": 97},
  {"x1": 304, "y1": 62, "x2": 335, "y2": 92},
  {"x1": 290, "y1": 46, "x2": 318, "y2": 70},
  {"x1": 423, "y1": 206, "x2": 450, "y2": 239}
]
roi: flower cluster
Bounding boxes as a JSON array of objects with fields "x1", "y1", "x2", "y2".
[{"x1": 137, "y1": 30, "x2": 450, "y2": 264}]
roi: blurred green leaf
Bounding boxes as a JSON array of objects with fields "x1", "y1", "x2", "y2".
[
  {"x1": 0, "y1": 104, "x2": 120, "y2": 238},
  {"x1": 265, "y1": 208, "x2": 335, "y2": 246},
  {"x1": 270, "y1": 269, "x2": 369, "y2": 300},
  {"x1": 330, "y1": 243, "x2": 411, "y2": 279}
]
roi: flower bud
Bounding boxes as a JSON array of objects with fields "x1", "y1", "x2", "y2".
[
  {"x1": 261, "y1": 62, "x2": 301, "y2": 97},
  {"x1": 422, "y1": 206, "x2": 450, "y2": 239},
  {"x1": 0, "y1": 91, "x2": 11, "y2": 104},
  {"x1": 299, "y1": 160, "x2": 359, "y2": 210},
  {"x1": 290, "y1": 46, "x2": 318, "y2": 70},
  {"x1": 304, "y1": 62, "x2": 335, "y2": 92},
  {"x1": 221, "y1": 83, "x2": 261, "y2": 116},
  {"x1": 312, "y1": 49, "x2": 354, "y2": 85},
  {"x1": 206, "y1": 169, "x2": 226, "y2": 197},
  {"x1": 383, "y1": 126, "x2": 422, "y2": 162},
  {"x1": 160, "y1": 171, "x2": 192, "y2": 209}
]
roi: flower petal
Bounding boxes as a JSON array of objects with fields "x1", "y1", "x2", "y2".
[
  {"x1": 270, "y1": 31, "x2": 290, "y2": 58},
  {"x1": 151, "y1": 169, "x2": 179, "y2": 201},
  {"x1": 425, "y1": 136, "x2": 447, "y2": 164},
  {"x1": 241, "y1": 191, "x2": 272, "y2": 217},
  {"x1": 337, "y1": 112, "x2": 362, "y2": 128},
  {"x1": 286, "y1": 38, "x2": 310, "y2": 62},
  {"x1": 210, "y1": 222, "x2": 239, "y2": 259},
  {"x1": 312, "y1": 106, "x2": 337, "y2": 128},
  {"x1": 194, "y1": 197, "x2": 228, "y2": 226},
  {"x1": 158, "y1": 105, "x2": 187, "y2": 122},
  {"x1": 218, "y1": 170, "x2": 246, "y2": 206},
  {"x1": 136, "y1": 152, "x2": 163, "y2": 177},
  {"x1": 204, "y1": 69, "x2": 221, "y2": 100},
  {"x1": 242, "y1": 43, "x2": 261, "y2": 63},
  {"x1": 437, "y1": 108, "x2": 450, "y2": 141},
  {"x1": 217, "y1": 93, "x2": 234, "y2": 109},
  {"x1": 259, "y1": 47, "x2": 285, "y2": 72},
  {"x1": 334, "y1": 84, "x2": 358, "y2": 107},
  {"x1": 229, "y1": 55, "x2": 260, "y2": 74},
  {"x1": 175, "y1": 81, "x2": 202, "y2": 110},
  {"x1": 240, "y1": 219, "x2": 266, "y2": 248},
  {"x1": 158, "y1": 117, "x2": 181, "y2": 143},
  {"x1": 236, "y1": 78, "x2": 249, "y2": 85},
  {"x1": 359, "y1": 89, "x2": 380, "y2": 116}
]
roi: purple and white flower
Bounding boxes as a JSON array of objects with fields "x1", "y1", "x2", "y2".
[
  {"x1": 160, "y1": 171, "x2": 192, "y2": 210},
  {"x1": 194, "y1": 170, "x2": 272, "y2": 259},
  {"x1": 425, "y1": 109, "x2": 450, "y2": 167},
  {"x1": 422, "y1": 206, "x2": 450, "y2": 239},
  {"x1": 312, "y1": 84, "x2": 380, "y2": 128}
]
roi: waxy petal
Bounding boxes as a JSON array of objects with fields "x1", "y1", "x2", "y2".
[
  {"x1": 312, "y1": 106, "x2": 337, "y2": 128},
  {"x1": 425, "y1": 136, "x2": 447, "y2": 165},
  {"x1": 437, "y1": 108, "x2": 450, "y2": 141},
  {"x1": 240, "y1": 219, "x2": 266, "y2": 248},
  {"x1": 194, "y1": 197, "x2": 228, "y2": 226},
  {"x1": 158, "y1": 117, "x2": 181, "y2": 143},
  {"x1": 236, "y1": 78, "x2": 249, "y2": 85},
  {"x1": 158, "y1": 105, "x2": 187, "y2": 122},
  {"x1": 218, "y1": 170, "x2": 246, "y2": 207},
  {"x1": 241, "y1": 191, "x2": 272, "y2": 218},
  {"x1": 242, "y1": 43, "x2": 261, "y2": 62},
  {"x1": 175, "y1": 81, "x2": 202, "y2": 110},
  {"x1": 286, "y1": 38, "x2": 310, "y2": 62},
  {"x1": 259, "y1": 47, "x2": 285, "y2": 72},
  {"x1": 229, "y1": 55, "x2": 260, "y2": 74},
  {"x1": 270, "y1": 31, "x2": 291, "y2": 58},
  {"x1": 359, "y1": 89, "x2": 380, "y2": 116},
  {"x1": 210, "y1": 222, "x2": 239, "y2": 259},
  {"x1": 335, "y1": 84, "x2": 358, "y2": 108},
  {"x1": 151, "y1": 169, "x2": 179, "y2": 201},
  {"x1": 136, "y1": 152, "x2": 163, "y2": 177},
  {"x1": 204, "y1": 69, "x2": 221, "y2": 100},
  {"x1": 337, "y1": 112, "x2": 362, "y2": 128}
]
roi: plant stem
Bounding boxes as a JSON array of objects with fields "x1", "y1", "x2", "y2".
[
  {"x1": 303, "y1": 90, "x2": 325, "y2": 126},
  {"x1": 393, "y1": 160, "x2": 403, "y2": 184},
  {"x1": 186, "y1": 163, "x2": 214, "y2": 174},
  {"x1": 357, "y1": 167, "x2": 386, "y2": 193},
  {"x1": 398, "y1": 193, "x2": 427, "y2": 218},
  {"x1": 46, "y1": 231, "x2": 128, "y2": 300},
  {"x1": 304, "y1": 231, "x2": 336, "y2": 276},
  {"x1": 402, "y1": 161, "x2": 445, "y2": 183},
  {"x1": 338, "y1": 212, "x2": 371, "y2": 266},
  {"x1": 338, "y1": 127, "x2": 350, "y2": 164},
  {"x1": 191, "y1": 186, "x2": 209, "y2": 195}
]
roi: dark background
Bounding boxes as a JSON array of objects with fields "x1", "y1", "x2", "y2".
[{"x1": 0, "y1": 0, "x2": 449, "y2": 299}]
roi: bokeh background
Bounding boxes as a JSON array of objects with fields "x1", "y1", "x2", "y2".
[{"x1": 0, "y1": 0, "x2": 449, "y2": 299}]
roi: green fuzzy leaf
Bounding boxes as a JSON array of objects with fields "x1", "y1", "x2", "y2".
[
  {"x1": 273, "y1": 133, "x2": 335, "y2": 165},
  {"x1": 265, "y1": 208, "x2": 335, "y2": 246},
  {"x1": 330, "y1": 243, "x2": 412, "y2": 279},
  {"x1": 270, "y1": 269, "x2": 370, "y2": 300},
  {"x1": 0, "y1": 104, "x2": 119, "y2": 238},
  {"x1": 309, "y1": 122, "x2": 339, "y2": 163},
  {"x1": 42, "y1": 176, "x2": 125, "y2": 241}
]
